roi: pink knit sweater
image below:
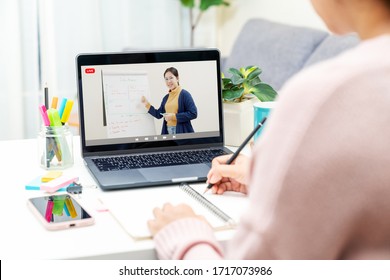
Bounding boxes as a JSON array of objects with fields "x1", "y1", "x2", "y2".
[{"x1": 153, "y1": 35, "x2": 390, "y2": 260}]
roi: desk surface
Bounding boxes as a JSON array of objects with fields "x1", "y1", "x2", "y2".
[{"x1": 0, "y1": 137, "x2": 246, "y2": 259}]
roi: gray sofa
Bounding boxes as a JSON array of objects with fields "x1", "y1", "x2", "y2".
[{"x1": 222, "y1": 18, "x2": 360, "y2": 91}]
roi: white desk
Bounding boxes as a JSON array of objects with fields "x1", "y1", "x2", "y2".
[{"x1": 0, "y1": 137, "x2": 244, "y2": 259}]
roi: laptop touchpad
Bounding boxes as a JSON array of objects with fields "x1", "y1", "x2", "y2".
[{"x1": 139, "y1": 164, "x2": 210, "y2": 182}]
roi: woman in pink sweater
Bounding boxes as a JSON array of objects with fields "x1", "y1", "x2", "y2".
[{"x1": 147, "y1": 0, "x2": 390, "y2": 259}]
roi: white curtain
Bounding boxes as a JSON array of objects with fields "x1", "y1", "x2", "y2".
[
  {"x1": 0, "y1": 0, "x2": 218, "y2": 140},
  {"x1": 0, "y1": 0, "x2": 25, "y2": 140}
]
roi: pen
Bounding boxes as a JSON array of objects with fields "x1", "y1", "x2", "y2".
[
  {"x1": 203, "y1": 116, "x2": 268, "y2": 195},
  {"x1": 44, "y1": 85, "x2": 49, "y2": 109}
]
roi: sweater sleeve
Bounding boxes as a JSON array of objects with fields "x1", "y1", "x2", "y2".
[
  {"x1": 153, "y1": 218, "x2": 223, "y2": 260},
  {"x1": 148, "y1": 95, "x2": 168, "y2": 119}
]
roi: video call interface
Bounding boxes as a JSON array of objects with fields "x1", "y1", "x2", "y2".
[{"x1": 81, "y1": 60, "x2": 221, "y2": 147}]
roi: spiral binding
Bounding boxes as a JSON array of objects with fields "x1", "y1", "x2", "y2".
[{"x1": 179, "y1": 183, "x2": 235, "y2": 225}]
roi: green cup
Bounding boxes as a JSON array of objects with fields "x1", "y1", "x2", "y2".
[{"x1": 253, "y1": 101, "x2": 276, "y2": 140}]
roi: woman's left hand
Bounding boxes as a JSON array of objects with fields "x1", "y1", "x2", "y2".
[
  {"x1": 147, "y1": 203, "x2": 206, "y2": 236},
  {"x1": 164, "y1": 113, "x2": 175, "y2": 122}
]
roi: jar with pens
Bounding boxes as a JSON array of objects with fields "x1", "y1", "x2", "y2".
[{"x1": 38, "y1": 94, "x2": 74, "y2": 170}]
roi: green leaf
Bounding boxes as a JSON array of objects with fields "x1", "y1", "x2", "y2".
[
  {"x1": 222, "y1": 78, "x2": 233, "y2": 89},
  {"x1": 180, "y1": 0, "x2": 195, "y2": 8},
  {"x1": 250, "y1": 83, "x2": 278, "y2": 102},
  {"x1": 242, "y1": 65, "x2": 256, "y2": 77},
  {"x1": 199, "y1": 0, "x2": 229, "y2": 11},
  {"x1": 223, "y1": 87, "x2": 244, "y2": 101},
  {"x1": 231, "y1": 74, "x2": 245, "y2": 85},
  {"x1": 248, "y1": 76, "x2": 261, "y2": 86},
  {"x1": 228, "y1": 67, "x2": 243, "y2": 78},
  {"x1": 247, "y1": 68, "x2": 262, "y2": 80}
]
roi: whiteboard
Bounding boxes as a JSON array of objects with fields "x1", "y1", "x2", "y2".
[{"x1": 102, "y1": 70, "x2": 156, "y2": 138}]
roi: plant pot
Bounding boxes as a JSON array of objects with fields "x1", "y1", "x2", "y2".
[{"x1": 223, "y1": 99, "x2": 257, "y2": 147}]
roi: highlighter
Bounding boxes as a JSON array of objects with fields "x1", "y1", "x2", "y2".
[
  {"x1": 60, "y1": 100, "x2": 74, "y2": 125},
  {"x1": 58, "y1": 98, "x2": 68, "y2": 119},
  {"x1": 51, "y1": 96, "x2": 59, "y2": 109}
]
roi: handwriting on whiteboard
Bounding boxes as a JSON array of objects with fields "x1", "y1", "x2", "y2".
[{"x1": 102, "y1": 70, "x2": 156, "y2": 138}]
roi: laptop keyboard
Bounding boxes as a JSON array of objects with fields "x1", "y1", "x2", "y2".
[{"x1": 92, "y1": 149, "x2": 229, "y2": 171}]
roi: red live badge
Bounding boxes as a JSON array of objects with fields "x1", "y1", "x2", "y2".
[{"x1": 85, "y1": 68, "x2": 95, "y2": 74}]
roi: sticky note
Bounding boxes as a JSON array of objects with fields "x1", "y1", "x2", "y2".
[
  {"x1": 25, "y1": 176, "x2": 66, "y2": 191},
  {"x1": 41, "y1": 171, "x2": 63, "y2": 183},
  {"x1": 41, "y1": 175, "x2": 78, "y2": 193}
]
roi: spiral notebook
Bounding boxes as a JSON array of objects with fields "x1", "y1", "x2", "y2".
[{"x1": 99, "y1": 183, "x2": 248, "y2": 240}]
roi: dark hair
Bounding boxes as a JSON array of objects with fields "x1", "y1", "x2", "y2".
[{"x1": 164, "y1": 67, "x2": 179, "y2": 79}]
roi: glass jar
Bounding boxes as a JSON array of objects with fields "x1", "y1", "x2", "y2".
[{"x1": 38, "y1": 125, "x2": 74, "y2": 170}]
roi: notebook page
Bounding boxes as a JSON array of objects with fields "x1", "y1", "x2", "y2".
[
  {"x1": 188, "y1": 183, "x2": 248, "y2": 225},
  {"x1": 99, "y1": 183, "x2": 248, "y2": 240}
]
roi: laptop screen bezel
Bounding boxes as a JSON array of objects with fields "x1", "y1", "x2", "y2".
[{"x1": 76, "y1": 49, "x2": 225, "y2": 156}]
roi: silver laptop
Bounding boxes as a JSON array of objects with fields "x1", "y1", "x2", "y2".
[{"x1": 76, "y1": 49, "x2": 232, "y2": 190}]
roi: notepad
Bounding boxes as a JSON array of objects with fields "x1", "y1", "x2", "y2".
[{"x1": 99, "y1": 183, "x2": 249, "y2": 240}]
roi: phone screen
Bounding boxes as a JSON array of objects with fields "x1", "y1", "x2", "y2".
[{"x1": 29, "y1": 194, "x2": 92, "y2": 223}]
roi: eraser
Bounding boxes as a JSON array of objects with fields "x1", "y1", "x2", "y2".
[
  {"x1": 41, "y1": 175, "x2": 79, "y2": 193},
  {"x1": 41, "y1": 171, "x2": 63, "y2": 182}
]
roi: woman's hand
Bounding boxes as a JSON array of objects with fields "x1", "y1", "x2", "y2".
[
  {"x1": 164, "y1": 113, "x2": 175, "y2": 122},
  {"x1": 207, "y1": 154, "x2": 250, "y2": 195},
  {"x1": 147, "y1": 203, "x2": 206, "y2": 236},
  {"x1": 141, "y1": 96, "x2": 148, "y2": 105}
]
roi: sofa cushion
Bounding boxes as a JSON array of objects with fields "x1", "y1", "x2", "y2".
[
  {"x1": 223, "y1": 18, "x2": 328, "y2": 90},
  {"x1": 303, "y1": 33, "x2": 360, "y2": 67}
]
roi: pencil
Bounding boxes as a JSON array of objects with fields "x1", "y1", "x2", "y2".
[
  {"x1": 44, "y1": 85, "x2": 49, "y2": 109},
  {"x1": 203, "y1": 116, "x2": 268, "y2": 194}
]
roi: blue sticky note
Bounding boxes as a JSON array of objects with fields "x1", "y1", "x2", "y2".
[{"x1": 25, "y1": 176, "x2": 67, "y2": 191}]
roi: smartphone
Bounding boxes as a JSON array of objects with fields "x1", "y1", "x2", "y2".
[{"x1": 27, "y1": 194, "x2": 95, "y2": 230}]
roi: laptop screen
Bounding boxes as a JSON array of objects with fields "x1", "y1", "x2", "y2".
[{"x1": 76, "y1": 49, "x2": 224, "y2": 155}]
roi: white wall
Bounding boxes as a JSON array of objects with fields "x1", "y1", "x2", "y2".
[{"x1": 215, "y1": 0, "x2": 327, "y2": 56}]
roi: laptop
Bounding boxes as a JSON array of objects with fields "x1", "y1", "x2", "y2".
[{"x1": 76, "y1": 49, "x2": 232, "y2": 190}]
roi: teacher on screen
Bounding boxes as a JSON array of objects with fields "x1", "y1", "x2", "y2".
[{"x1": 141, "y1": 67, "x2": 197, "y2": 135}]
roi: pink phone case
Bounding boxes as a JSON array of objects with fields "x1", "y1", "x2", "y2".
[{"x1": 27, "y1": 194, "x2": 95, "y2": 230}]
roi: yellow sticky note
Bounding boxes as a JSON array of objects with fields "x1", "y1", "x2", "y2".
[{"x1": 41, "y1": 171, "x2": 63, "y2": 183}]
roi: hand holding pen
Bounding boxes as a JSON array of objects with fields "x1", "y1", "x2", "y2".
[
  {"x1": 206, "y1": 154, "x2": 250, "y2": 195},
  {"x1": 203, "y1": 117, "x2": 268, "y2": 195}
]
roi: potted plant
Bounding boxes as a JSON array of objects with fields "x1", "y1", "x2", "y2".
[
  {"x1": 221, "y1": 65, "x2": 278, "y2": 146},
  {"x1": 222, "y1": 65, "x2": 277, "y2": 102},
  {"x1": 179, "y1": 0, "x2": 230, "y2": 47}
]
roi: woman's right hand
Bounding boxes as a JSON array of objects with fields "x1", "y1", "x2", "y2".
[
  {"x1": 141, "y1": 96, "x2": 148, "y2": 105},
  {"x1": 206, "y1": 154, "x2": 250, "y2": 195}
]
